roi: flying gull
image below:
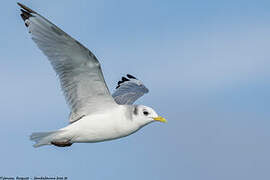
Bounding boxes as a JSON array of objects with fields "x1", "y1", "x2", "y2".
[{"x1": 17, "y1": 3, "x2": 167, "y2": 148}]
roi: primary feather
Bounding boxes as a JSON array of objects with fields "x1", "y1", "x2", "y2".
[
  {"x1": 18, "y1": 3, "x2": 116, "y2": 123},
  {"x1": 112, "y1": 74, "x2": 149, "y2": 105}
]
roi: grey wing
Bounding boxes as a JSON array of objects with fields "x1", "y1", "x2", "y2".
[
  {"x1": 112, "y1": 74, "x2": 149, "y2": 105},
  {"x1": 18, "y1": 3, "x2": 117, "y2": 123}
]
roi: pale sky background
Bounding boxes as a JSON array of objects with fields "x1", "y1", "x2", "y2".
[{"x1": 1, "y1": 0, "x2": 270, "y2": 179}]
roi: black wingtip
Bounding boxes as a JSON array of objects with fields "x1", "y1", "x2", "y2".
[
  {"x1": 116, "y1": 74, "x2": 139, "y2": 89},
  {"x1": 17, "y1": 2, "x2": 37, "y2": 14},
  {"x1": 122, "y1": 77, "x2": 129, "y2": 82},
  {"x1": 20, "y1": 9, "x2": 32, "y2": 22},
  {"x1": 127, "y1": 74, "x2": 137, "y2": 79},
  {"x1": 116, "y1": 76, "x2": 131, "y2": 89},
  {"x1": 18, "y1": 3, "x2": 36, "y2": 26}
]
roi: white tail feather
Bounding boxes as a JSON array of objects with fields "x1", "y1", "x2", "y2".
[{"x1": 30, "y1": 131, "x2": 58, "y2": 148}]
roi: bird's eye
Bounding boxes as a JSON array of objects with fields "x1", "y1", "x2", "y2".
[{"x1": 143, "y1": 111, "x2": 149, "y2": 116}]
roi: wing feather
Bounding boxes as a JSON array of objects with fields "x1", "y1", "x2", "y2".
[
  {"x1": 18, "y1": 3, "x2": 116, "y2": 123},
  {"x1": 112, "y1": 74, "x2": 149, "y2": 105}
]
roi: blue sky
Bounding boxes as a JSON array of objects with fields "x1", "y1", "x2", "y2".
[{"x1": 1, "y1": 0, "x2": 270, "y2": 179}]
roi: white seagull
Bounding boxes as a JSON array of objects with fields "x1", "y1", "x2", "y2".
[{"x1": 18, "y1": 3, "x2": 167, "y2": 148}]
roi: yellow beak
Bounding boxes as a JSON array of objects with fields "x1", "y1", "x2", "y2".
[{"x1": 153, "y1": 116, "x2": 167, "y2": 123}]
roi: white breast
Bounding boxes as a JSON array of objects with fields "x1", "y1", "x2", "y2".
[{"x1": 61, "y1": 105, "x2": 139, "y2": 143}]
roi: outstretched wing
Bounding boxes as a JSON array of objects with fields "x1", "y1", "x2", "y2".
[
  {"x1": 18, "y1": 3, "x2": 117, "y2": 123},
  {"x1": 112, "y1": 74, "x2": 149, "y2": 105}
]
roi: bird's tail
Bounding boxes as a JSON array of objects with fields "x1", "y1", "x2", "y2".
[{"x1": 30, "y1": 131, "x2": 59, "y2": 148}]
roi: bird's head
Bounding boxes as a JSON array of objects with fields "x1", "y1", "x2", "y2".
[{"x1": 132, "y1": 105, "x2": 167, "y2": 127}]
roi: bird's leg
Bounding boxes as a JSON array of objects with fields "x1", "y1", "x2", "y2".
[{"x1": 51, "y1": 140, "x2": 72, "y2": 147}]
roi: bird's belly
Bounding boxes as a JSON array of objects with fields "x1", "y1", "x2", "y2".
[
  {"x1": 66, "y1": 114, "x2": 137, "y2": 143},
  {"x1": 74, "y1": 126, "x2": 129, "y2": 143}
]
